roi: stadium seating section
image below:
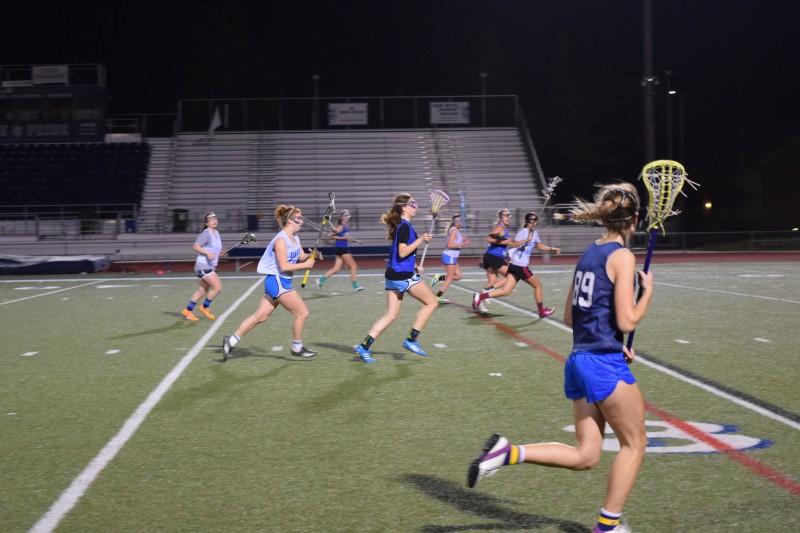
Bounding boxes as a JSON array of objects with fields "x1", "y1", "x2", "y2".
[{"x1": 0, "y1": 142, "x2": 150, "y2": 211}]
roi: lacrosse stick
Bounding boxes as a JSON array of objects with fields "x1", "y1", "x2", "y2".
[
  {"x1": 301, "y1": 192, "x2": 336, "y2": 288},
  {"x1": 304, "y1": 217, "x2": 363, "y2": 244},
  {"x1": 222, "y1": 232, "x2": 257, "y2": 255},
  {"x1": 536, "y1": 176, "x2": 563, "y2": 219},
  {"x1": 458, "y1": 190, "x2": 468, "y2": 238},
  {"x1": 417, "y1": 189, "x2": 450, "y2": 271},
  {"x1": 626, "y1": 160, "x2": 698, "y2": 349}
]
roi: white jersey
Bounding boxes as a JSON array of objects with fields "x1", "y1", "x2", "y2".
[
  {"x1": 194, "y1": 229, "x2": 222, "y2": 269},
  {"x1": 508, "y1": 228, "x2": 540, "y2": 267},
  {"x1": 257, "y1": 230, "x2": 303, "y2": 277},
  {"x1": 443, "y1": 227, "x2": 464, "y2": 258}
]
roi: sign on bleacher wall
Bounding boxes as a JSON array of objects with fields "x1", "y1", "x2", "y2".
[
  {"x1": 430, "y1": 102, "x2": 471, "y2": 124},
  {"x1": 328, "y1": 103, "x2": 368, "y2": 125}
]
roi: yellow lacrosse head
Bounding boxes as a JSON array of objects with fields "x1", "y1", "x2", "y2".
[{"x1": 639, "y1": 159, "x2": 697, "y2": 233}]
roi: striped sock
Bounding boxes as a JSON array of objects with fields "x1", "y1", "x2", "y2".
[
  {"x1": 504, "y1": 445, "x2": 524, "y2": 465},
  {"x1": 203, "y1": 298, "x2": 212, "y2": 309},
  {"x1": 229, "y1": 333, "x2": 241, "y2": 348},
  {"x1": 187, "y1": 301, "x2": 196, "y2": 311},
  {"x1": 596, "y1": 509, "x2": 622, "y2": 531}
]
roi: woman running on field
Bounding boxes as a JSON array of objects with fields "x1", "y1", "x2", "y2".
[
  {"x1": 221, "y1": 205, "x2": 319, "y2": 361},
  {"x1": 430, "y1": 214, "x2": 470, "y2": 303},
  {"x1": 182, "y1": 212, "x2": 224, "y2": 321},
  {"x1": 472, "y1": 211, "x2": 559, "y2": 318},
  {"x1": 316, "y1": 209, "x2": 365, "y2": 292},
  {"x1": 354, "y1": 193, "x2": 437, "y2": 363},
  {"x1": 468, "y1": 182, "x2": 652, "y2": 533}
]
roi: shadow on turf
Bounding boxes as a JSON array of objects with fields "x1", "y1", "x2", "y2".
[
  {"x1": 215, "y1": 347, "x2": 314, "y2": 364},
  {"x1": 404, "y1": 474, "x2": 589, "y2": 532},
  {"x1": 314, "y1": 341, "x2": 430, "y2": 363},
  {"x1": 109, "y1": 318, "x2": 194, "y2": 339}
]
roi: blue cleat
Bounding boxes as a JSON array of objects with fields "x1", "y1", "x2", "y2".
[
  {"x1": 355, "y1": 344, "x2": 375, "y2": 363},
  {"x1": 402, "y1": 339, "x2": 428, "y2": 357}
]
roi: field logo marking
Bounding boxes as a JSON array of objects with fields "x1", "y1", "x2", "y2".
[{"x1": 564, "y1": 421, "x2": 773, "y2": 454}]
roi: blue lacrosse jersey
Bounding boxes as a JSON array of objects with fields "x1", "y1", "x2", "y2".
[
  {"x1": 485, "y1": 225, "x2": 509, "y2": 257},
  {"x1": 334, "y1": 223, "x2": 349, "y2": 248},
  {"x1": 571, "y1": 241, "x2": 625, "y2": 353},
  {"x1": 385, "y1": 219, "x2": 417, "y2": 280}
]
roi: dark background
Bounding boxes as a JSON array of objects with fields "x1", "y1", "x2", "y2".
[{"x1": 3, "y1": 0, "x2": 798, "y2": 229}]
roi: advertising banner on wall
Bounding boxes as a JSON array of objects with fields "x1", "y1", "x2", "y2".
[
  {"x1": 32, "y1": 65, "x2": 68, "y2": 85},
  {"x1": 430, "y1": 102, "x2": 471, "y2": 124},
  {"x1": 328, "y1": 103, "x2": 368, "y2": 126},
  {"x1": 0, "y1": 121, "x2": 106, "y2": 142}
]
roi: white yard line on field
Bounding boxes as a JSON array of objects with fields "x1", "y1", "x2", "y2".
[
  {"x1": 0, "y1": 280, "x2": 105, "y2": 305},
  {"x1": 30, "y1": 278, "x2": 263, "y2": 533},
  {"x1": 448, "y1": 282, "x2": 800, "y2": 432}
]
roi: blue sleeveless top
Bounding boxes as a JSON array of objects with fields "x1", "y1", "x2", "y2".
[
  {"x1": 385, "y1": 219, "x2": 417, "y2": 280},
  {"x1": 335, "y1": 223, "x2": 349, "y2": 248},
  {"x1": 485, "y1": 224, "x2": 509, "y2": 257},
  {"x1": 571, "y1": 241, "x2": 625, "y2": 353}
]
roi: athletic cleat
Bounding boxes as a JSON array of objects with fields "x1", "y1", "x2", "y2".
[
  {"x1": 467, "y1": 433, "x2": 510, "y2": 488},
  {"x1": 291, "y1": 346, "x2": 317, "y2": 358},
  {"x1": 355, "y1": 344, "x2": 375, "y2": 363},
  {"x1": 437, "y1": 296, "x2": 450, "y2": 303},
  {"x1": 592, "y1": 524, "x2": 632, "y2": 533},
  {"x1": 430, "y1": 274, "x2": 445, "y2": 287},
  {"x1": 222, "y1": 335, "x2": 232, "y2": 362},
  {"x1": 182, "y1": 309, "x2": 198, "y2": 321},
  {"x1": 472, "y1": 292, "x2": 481, "y2": 311},
  {"x1": 402, "y1": 339, "x2": 428, "y2": 357},
  {"x1": 539, "y1": 307, "x2": 556, "y2": 318},
  {"x1": 315, "y1": 278, "x2": 323, "y2": 290},
  {"x1": 198, "y1": 306, "x2": 215, "y2": 320},
  {"x1": 353, "y1": 286, "x2": 365, "y2": 292},
  {"x1": 477, "y1": 301, "x2": 488, "y2": 312}
]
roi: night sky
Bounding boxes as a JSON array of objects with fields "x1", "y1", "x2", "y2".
[{"x1": 4, "y1": 0, "x2": 799, "y2": 218}]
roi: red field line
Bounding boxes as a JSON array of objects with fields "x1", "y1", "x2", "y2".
[{"x1": 474, "y1": 311, "x2": 800, "y2": 498}]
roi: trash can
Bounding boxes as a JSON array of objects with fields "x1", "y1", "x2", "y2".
[
  {"x1": 247, "y1": 214, "x2": 260, "y2": 231},
  {"x1": 124, "y1": 219, "x2": 137, "y2": 233},
  {"x1": 172, "y1": 209, "x2": 189, "y2": 232}
]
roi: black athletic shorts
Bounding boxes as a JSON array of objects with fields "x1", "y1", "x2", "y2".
[
  {"x1": 482, "y1": 253, "x2": 507, "y2": 272},
  {"x1": 507, "y1": 263, "x2": 533, "y2": 281}
]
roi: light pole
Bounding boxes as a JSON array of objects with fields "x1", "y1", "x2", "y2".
[
  {"x1": 665, "y1": 70, "x2": 673, "y2": 159},
  {"x1": 480, "y1": 72, "x2": 488, "y2": 127},
  {"x1": 312, "y1": 74, "x2": 320, "y2": 130},
  {"x1": 665, "y1": 70, "x2": 685, "y2": 163},
  {"x1": 641, "y1": 0, "x2": 657, "y2": 162}
]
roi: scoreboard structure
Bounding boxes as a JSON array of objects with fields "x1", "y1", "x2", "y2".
[{"x1": 0, "y1": 64, "x2": 107, "y2": 143}]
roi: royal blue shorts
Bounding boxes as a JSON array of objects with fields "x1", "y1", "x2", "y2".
[
  {"x1": 264, "y1": 274, "x2": 294, "y2": 300},
  {"x1": 564, "y1": 351, "x2": 636, "y2": 403}
]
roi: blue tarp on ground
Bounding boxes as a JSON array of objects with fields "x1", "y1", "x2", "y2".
[{"x1": 0, "y1": 254, "x2": 110, "y2": 275}]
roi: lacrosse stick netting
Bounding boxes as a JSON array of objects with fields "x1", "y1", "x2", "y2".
[
  {"x1": 536, "y1": 176, "x2": 562, "y2": 219},
  {"x1": 627, "y1": 160, "x2": 698, "y2": 348},
  {"x1": 301, "y1": 192, "x2": 336, "y2": 288},
  {"x1": 417, "y1": 189, "x2": 450, "y2": 270}
]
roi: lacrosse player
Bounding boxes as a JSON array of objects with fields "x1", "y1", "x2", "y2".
[
  {"x1": 182, "y1": 212, "x2": 224, "y2": 321},
  {"x1": 472, "y1": 212, "x2": 559, "y2": 318},
  {"x1": 354, "y1": 193, "x2": 436, "y2": 363},
  {"x1": 222, "y1": 205, "x2": 319, "y2": 361},
  {"x1": 468, "y1": 183, "x2": 652, "y2": 533},
  {"x1": 316, "y1": 209, "x2": 365, "y2": 292}
]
